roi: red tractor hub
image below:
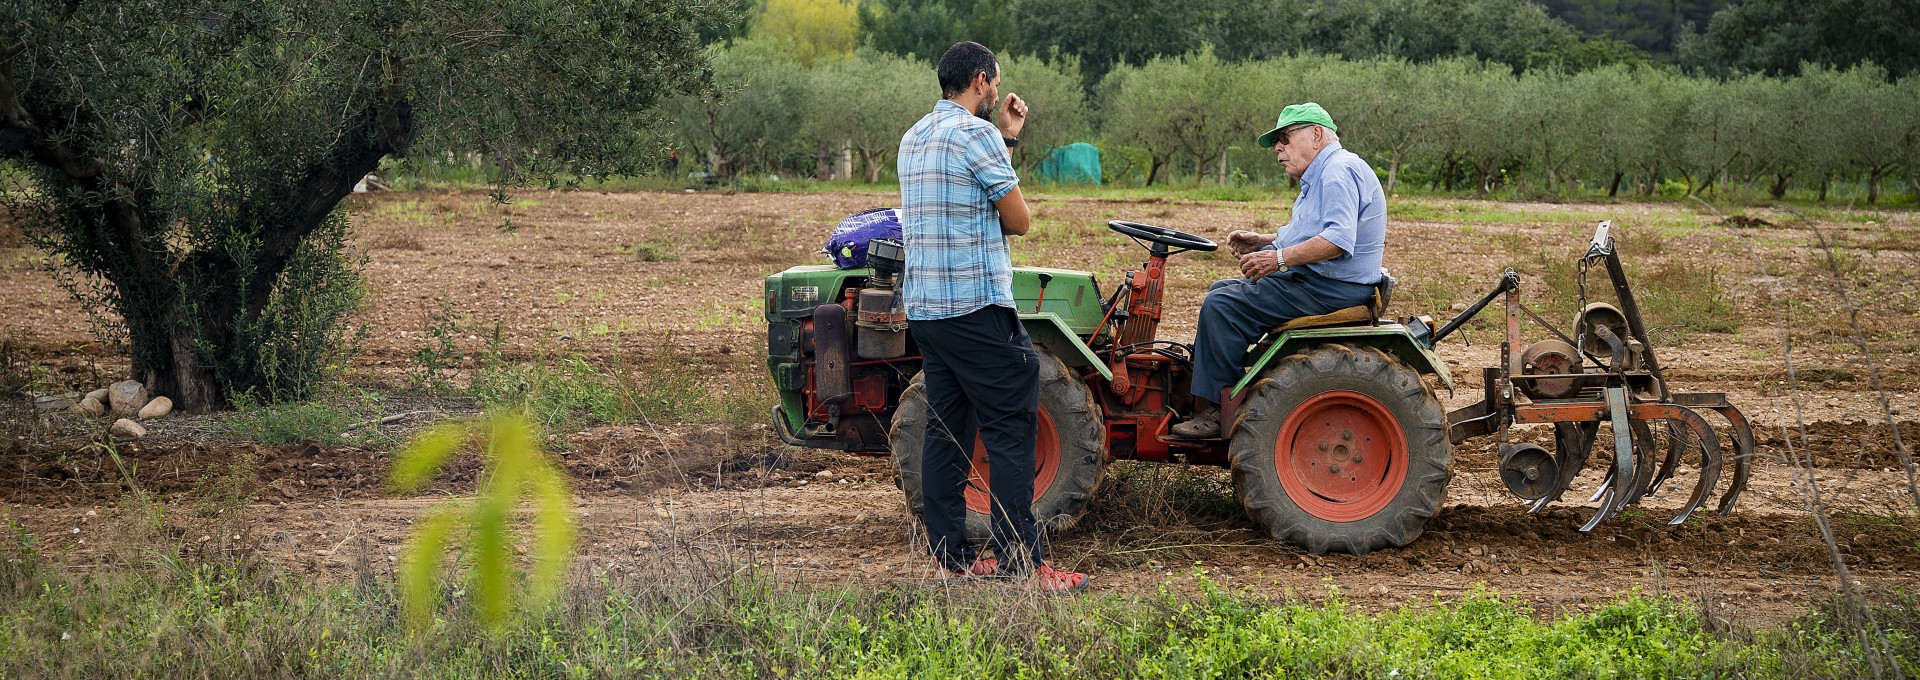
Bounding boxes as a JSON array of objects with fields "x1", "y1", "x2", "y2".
[
  {"x1": 1276, "y1": 391, "x2": 1409, "y2": 522},
  {"x1": 965, "y1": 408, "x2": 1061, "y2": 514}
]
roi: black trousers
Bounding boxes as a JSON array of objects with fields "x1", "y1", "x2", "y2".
[{"x1": 912, "y1": 305, "x2": 1044, "y2": 573}]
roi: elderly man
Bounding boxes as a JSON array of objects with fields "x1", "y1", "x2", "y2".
[{"x1": 1171, "y1": 103, "x2": 1387, "y2": 439}]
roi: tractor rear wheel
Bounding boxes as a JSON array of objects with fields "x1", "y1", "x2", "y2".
[
  {"x1": 890, "y1": 348, "x2": 1107, "y2": 542},
  {"x1": 1229, "y1": 344, "x2": 1450, "y2": 555}
]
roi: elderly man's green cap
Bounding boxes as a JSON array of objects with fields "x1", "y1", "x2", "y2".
[{"x1": 1256, "y1": 102, "x2": 1338, "y2": 148}]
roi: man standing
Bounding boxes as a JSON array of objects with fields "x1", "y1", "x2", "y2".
[
  {"x1": 1171, "y1": 103, "x2": 1387, "y2": 438},
  {"x1": 897, "y1": 41, "x2": 1088, "y2": 593}
]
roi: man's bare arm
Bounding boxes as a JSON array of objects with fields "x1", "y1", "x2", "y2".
[
  {"x1": 995, "y1": 185, "x2": 1030, "y2": 236},
  {"x1": 1280, "y1": 235, "x2": 1344, "y2": 266},
  {"x1": 1238, "y1": 235, "x2": 1347, "y2": 280}
]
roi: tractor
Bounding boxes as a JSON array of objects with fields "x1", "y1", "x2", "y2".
[{"x1": 764, "y1": 219, "x2": 1751, "y2": 554}]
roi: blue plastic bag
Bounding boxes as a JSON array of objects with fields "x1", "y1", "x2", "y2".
[{"x1": 824, "y1": 208, "x2": 903, "y2": 269}]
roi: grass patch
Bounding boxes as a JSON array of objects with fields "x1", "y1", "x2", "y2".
[
  {"x1": 3, "y1": 537, "x2": 1916, "y2": 678},
  {"x1": 219, "y1": 390, "x2": 388, "y2": 446},
  {"x1": 467, "y1": 348, "x2": 772, "y2": 435}
]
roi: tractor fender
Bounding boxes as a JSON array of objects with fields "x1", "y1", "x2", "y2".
[
  {"x1": 1019, "y1": 313, "x2": 1112, "y2": 381},
  {"x1": 1231, "y1": 323, "x2": 1451, "y2": 398}
]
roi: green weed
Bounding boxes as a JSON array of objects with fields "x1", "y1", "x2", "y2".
[
  {"x1": 409, "y1": 298, "x2": 464, "y2": 392},
  {"x1": 390, "y1": 413, "x2": 575, "y2": 632},
  {"x1": 219, "y1": 391, "x2": 376, "y2": 446},
  {"x1": 4, "y1": 543, "x2": 1913, "y2": 678},
  {"x1": 616, "y1": 242, "x2": 675, "y2": 262}
]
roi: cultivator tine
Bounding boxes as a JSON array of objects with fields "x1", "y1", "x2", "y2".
[
  {"x1": 1581, "y1": 387, "x2": 1636, "y2": 532},
  {"x1": 1531, "y1": 421, "x2": 1597, "y2": 514},
  {"x1": 1668, "y1": 406, "x2": 1723, "y2": 526},
  {"x1": 1712, "y1": 405, "x2": 1757, "y2": 516},
  {"x1": 1624, "y1": 420, "x2": 1658, "y2": 506},
  {"x1": 1646, "y1": 420, "x2": 1690, "y2": 496}
]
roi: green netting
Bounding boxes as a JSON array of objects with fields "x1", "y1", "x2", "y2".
[{"x1": 1033, "y1": 142, "x2": 1102, "y2": 185}]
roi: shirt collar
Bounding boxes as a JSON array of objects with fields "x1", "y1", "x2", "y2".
[
  {"x1": 1302, "y1": 140, "x2": 1345, "y2": 183},
  {"x1": 936, "y1": 99, "x2": 970, "y2": 116}
]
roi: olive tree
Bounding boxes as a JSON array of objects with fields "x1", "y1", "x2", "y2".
[
  {"x1": 674, "y1": 40, "x2": 812, "y2": 179},
  {"x1": 804, "y1": 49, "x2": 932, "y2": 183},
  {"x1": 998, "y1": 54, "x2": 1092, "y2": 173},
  {"x1": 1, "y1": 1, "x2": 721, "y2": 411}
]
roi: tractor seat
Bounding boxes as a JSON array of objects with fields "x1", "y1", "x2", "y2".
[{"x1": 1268, "y1": 270, "x2": 1394, "y2": 334}]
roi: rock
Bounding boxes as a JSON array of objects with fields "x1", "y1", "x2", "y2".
[
  {"x1": 110, "y1": 418, "x2": 148, "y2": 438},
  {"x1": 138, "y1": 396, "x2": 174, "y2": 419},
  {"x1": 108, "y1": 380, "x2": 149, "y2": 416},
  {"x1": 69, "y1": 397, "x2": 106, "y2": 417},
  {"x1": 34, "y1": 392, "x2": 83, "y2": 411},
  {"x1": 86, "y1": 388, "x2": 109, "y2": 403}
]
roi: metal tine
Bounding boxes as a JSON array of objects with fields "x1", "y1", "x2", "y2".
[
  {"x1": 1581, "y1": 488, "x2": 1613, "y2": 531},
  {"x1": 1588, "y1": 470, "x2": 1612, "y2": 503},
  {"x1": 1646, "y1": 420, "x2": 1690, "y2": 495},
  {"x1": 1713, "y1": 407, "x2": 1757, "y2": 515},
  {"x1": 1623, "y1": 420, "x2": 1659, "y2": 506},
  {"x1": 1668, "y1": 408, "x2": 1724, "y2": 525},
  {"x1": 1595, "y1": 388, "x2": 1636, "y2": 529}
]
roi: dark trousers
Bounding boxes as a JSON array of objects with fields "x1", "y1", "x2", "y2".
[
  {"x1": 912, "y1": 305, "x2": 1044, "y2": 573},
  {"x1": 1190, "y1": 268, "x2": 1377, "y2": 401}
]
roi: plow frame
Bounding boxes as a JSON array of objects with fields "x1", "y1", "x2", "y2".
[{"x1": 1441, "y1": 222, "x2": 1756, "y2": 529}]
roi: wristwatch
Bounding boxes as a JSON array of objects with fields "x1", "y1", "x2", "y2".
[
  {"x1": 1276, "y1": 247, "x2": 1289, "y2": 273},
  {"x1": 1003, "y1": 136, "x2": 1020, "y2": 148}
]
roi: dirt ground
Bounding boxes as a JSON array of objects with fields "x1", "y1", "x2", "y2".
[{"x1": 4, "y1": 188, "x2": 1918, "y2": 626}]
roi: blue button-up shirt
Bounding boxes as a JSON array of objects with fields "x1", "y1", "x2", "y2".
[
  {"x1": 1272, "y1": 141, "x2": 1386, "y2": 285},
  {"x1": 897, "y1": 99, "x2": 1021, "y2": 321}
]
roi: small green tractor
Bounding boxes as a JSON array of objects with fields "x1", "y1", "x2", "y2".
[{"x1": 764, "y1": 220, "x2": 1752, "y2": 554}]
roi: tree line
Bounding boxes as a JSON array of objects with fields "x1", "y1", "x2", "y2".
[{"x1": 675, "y1": 41, "x2": 1920, "y2": 203}]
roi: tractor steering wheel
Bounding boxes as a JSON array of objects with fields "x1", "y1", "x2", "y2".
[{"x1": 1106, "y1": 220, "x2": 1219, "y2": 255}]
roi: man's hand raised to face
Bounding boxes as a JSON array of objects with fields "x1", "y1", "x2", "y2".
[{"x1": 998, "y1": 93, "x2": 1028, "y2": 139}]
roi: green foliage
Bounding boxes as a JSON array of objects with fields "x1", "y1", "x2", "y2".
[
  {"x1": 672, "y1": 39, "x2": 815, "y2": 178},
  {"x1": 466, "y1": 345, "x2": 765, "y2": 434},
  {"x1": 1679, "y1": 0, "x2": 1920, "y2": 79},
  {"x1": 998, "y1": 54, "x2": 1093, "y2": 172},
  {"x1": 219, "y1": 390, "x2": 383, "y2": 447},
  {"x1": 390, "y1": 413, "x2": 576, "y2": 632},
  {"x1": 1004, "y1": 0, "x2": 1638, "y2": 86},
  {"x1": 408, "y1": 298, "x2": 464, "y2": 392},
  {"x1": 0, "y1": 0, "x2": 720, "y2": 410},
  {"x1": 749, "y1": 0, "x2": 862, "y2": 66},
  {"x1": 1537, "y1": 0, "x2": 1728, "y2": 60},
  {"x1": 682, "y1": 44, "x2": 1920, "y2": 203},
  {"x1": 804, "y1": 48, "x2": 935, "y2": 183},
  {"x1": 10, "y1": 538, "x2": 1919, "y2": 678},
  {"x1": 856, "y1": 0, "x2": 1019, "y2": 61}
]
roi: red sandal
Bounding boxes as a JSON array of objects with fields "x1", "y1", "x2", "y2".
[{"x1": 1031, "y1": 563, "x2": 1090, "y2": 594}]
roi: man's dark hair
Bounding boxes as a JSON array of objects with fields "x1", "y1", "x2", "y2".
[{"x1": 936, "y1": 41, "x2": 997, "y2": 99}]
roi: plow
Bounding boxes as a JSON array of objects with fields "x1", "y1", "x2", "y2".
[
  {"x1": 764, "y1": 218, "x2": 1754, "y2": 554},
  {"x1": 1440, "y1": 221, "x2": 1754, "y2": 529}
]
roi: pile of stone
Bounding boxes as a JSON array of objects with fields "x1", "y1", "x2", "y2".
[{"x1": 48, "y1": 380, "x2": 174, "y2": 438}]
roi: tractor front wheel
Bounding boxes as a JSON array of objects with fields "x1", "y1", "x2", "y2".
[
  {"x1": 890, "y1": 348, "x2": 1107, "y2": 542},
  {"x1": 1229, "y1": 344, "x2": 1451, "y2": 555}
]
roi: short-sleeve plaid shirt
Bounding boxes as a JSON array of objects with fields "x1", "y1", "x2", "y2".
[{"x1": 898, "y1": 99, "x2": 1020, "y2": 321}]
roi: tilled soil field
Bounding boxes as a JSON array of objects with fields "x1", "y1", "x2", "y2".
[{"x1": 3, "y1": 189, "x2": 1918, "y2": 626}]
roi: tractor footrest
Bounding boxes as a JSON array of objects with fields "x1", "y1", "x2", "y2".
[{"x1": 1157, "y1": 435, "x2": 1221, "y2": 448}]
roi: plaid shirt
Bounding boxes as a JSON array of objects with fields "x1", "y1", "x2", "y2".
[{"x1": 897, "y1": 99, "x2": 1020, "y2": 321}]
